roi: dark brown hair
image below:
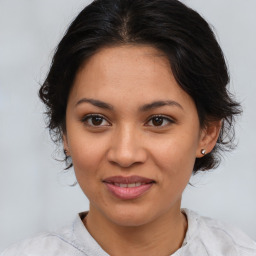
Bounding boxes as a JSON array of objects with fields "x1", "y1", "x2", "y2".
[{"x1": 39, "y1": 0, "x2": 241, "y2": 173}]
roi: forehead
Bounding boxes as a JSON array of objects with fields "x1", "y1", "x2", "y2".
[
  {"x1": 70, "y1": 45, "x2": 194, "y2": 111},
  {"x1": 77, "y1": 45, "x2": 171, "y2": 84}
]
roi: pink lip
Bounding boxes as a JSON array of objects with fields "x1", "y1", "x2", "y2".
[
  {"x1": 103, "y1": 176, "x2": 155, "y2": 200},
  {"x1": 103, "y1": 175, "x2": 154, "y2": 184}
]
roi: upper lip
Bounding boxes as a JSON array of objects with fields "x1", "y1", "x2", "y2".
[{"x1": 103, "y1": 175, "x2": 155, "y2": 184}]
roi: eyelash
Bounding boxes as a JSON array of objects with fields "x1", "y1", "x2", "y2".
[
  {"x1": 145, "y1": 115, "x2": 175, "y2": 127},
  {"x1": 81, "y1": 114, "x2": 111, "y2": 127},
  {"x1": 81, "y1": 114, "x2": 175, "y2": 128}
]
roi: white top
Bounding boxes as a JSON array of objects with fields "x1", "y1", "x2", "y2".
[{"x1": 1, "y1": 209, "x2": 256, "y2": 256}]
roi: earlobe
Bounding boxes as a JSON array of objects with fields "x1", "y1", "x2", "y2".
[
  {"x1": 200, "y1": 149, "x2": 206, "y2": 156},
  {"x1": 196, "y1": 120, "x2": 222, "y2": 158},
  {"x1": 62, "y1": 134, "x2": 70, "y2": 156}
]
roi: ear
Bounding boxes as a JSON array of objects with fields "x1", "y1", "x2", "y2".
[
  {"x1": 196, "y1": 120, "x2": 222, "y2": 158},
  {"x1": 62, "y1": 133, "x2": 70, "y2": 156}
]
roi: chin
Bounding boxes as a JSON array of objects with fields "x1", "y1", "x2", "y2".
[
  {"x1": 104, "y1": 205, "x2": 158, "y2": 227},
  {"x1": 111, "y1": 214, "x2": 151, "y2": 227}
]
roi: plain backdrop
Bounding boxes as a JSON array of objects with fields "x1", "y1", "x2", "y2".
[{"x1": 0, "y1": 0, "x2": 256, "y2": 250}]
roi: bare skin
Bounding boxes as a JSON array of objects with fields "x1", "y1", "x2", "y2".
[
  {"x1": 63, "y1": 45, "x2": 221, "y2": 255},
  {"x1": 85, "y1": 201, "x2": 187, "y2": 256}
]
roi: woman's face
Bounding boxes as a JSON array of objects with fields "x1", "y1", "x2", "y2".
[{"x1": 64, "y1": 45, "x2": 207, "y2": 226}]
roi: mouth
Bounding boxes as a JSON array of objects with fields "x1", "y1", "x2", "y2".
[{"x1": 102, "y1": 176, "x2": 155, "y2": 200}]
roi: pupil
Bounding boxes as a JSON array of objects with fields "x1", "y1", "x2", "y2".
[
  {"x1": 152, "y1": 117, "x2": 163, "y2": 126},
  {"x1": 92, "y1": 116, "x2": 103, "y2": 125}
]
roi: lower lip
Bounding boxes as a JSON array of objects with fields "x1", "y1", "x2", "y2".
[{"x1": 104, "y1": 183, "x2": 154, "y2": 200}]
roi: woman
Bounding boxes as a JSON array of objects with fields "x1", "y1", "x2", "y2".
[{"x1": 2, "y1": 0, "x2": 256, "y2": 255}]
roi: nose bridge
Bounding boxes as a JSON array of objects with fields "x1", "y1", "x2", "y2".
[{"x1": 107, "y1": 123, "x2": 146, "y2": 167}]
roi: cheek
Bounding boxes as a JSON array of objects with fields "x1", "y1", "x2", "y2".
[
  {"x1": 69, "y1": 138, "x2": 106, "y2": 202},
  {"x1": 69, "y1": 135, "x2": 107, "y2": 180},
  {"x1": 150, "y1": 131, "x2": 199, "y2": 177},
  {"x1": 151, "y1": 137, "x2": 196, "y2": 202}
]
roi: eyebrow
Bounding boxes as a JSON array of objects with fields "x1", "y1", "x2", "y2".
[
  {"x1": 75, "y1": 98, "x2": 183, "y2": 111},
  {"x1": 75, "y1": 98, "x2": 114, "y2": 110},
  {"x1": 139, "y1": 100, "x2": 183, "y2": 112}
]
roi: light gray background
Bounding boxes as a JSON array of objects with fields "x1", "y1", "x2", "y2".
[{"x1": 0, "y1": 0, "x2": 255, "y2": 250}]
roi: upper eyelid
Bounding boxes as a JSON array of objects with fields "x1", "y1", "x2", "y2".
[
  {"x1": 145, "y1": 115, "x2": 176, "y2": 127},
  {"x1": 81, "y1": 113, "x2": 175, "y2": 125},
  {"x1": 146, "y1": 114, "x2": 175, "y2": 122},
  {"x1": 82, "y1": 113, "x2": 108, "y2": 120},
  {"x1": 81, "y1": 114, "x2": 111, "y2": 125}
]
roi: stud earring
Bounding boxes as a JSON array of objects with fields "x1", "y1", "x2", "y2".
[
  {"x1": 64, "y1": 149, "x2": 69, "y2": 156},
  {"x1": 201, "y1": 149, "x2": 206, "y2": 155}
]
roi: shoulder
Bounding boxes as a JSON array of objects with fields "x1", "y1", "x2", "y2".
[
  {"x1": 183, "y1": 209, "x2": 256, "y2": 256},
  {"x1": 0, "y1": 212, "x2": 108, "y2": 256},
  {"x1": 0, "y1": 227, "x2": 84, "y2": 256}
]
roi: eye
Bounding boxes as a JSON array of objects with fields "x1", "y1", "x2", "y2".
[
  {"x1": 146, "y1": 115, "x2": 174, "y2": 127},
  {"x1": 82, "y1": 114, "x2": 111, "y2": 127}
]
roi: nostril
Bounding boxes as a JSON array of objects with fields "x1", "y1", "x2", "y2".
[{"x1": 107, "y1": 145, "x2": 147, "y2": 168}]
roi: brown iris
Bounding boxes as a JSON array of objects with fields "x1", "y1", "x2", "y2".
[
  {"x1": 91, "y1": 116, "x2": 103, "y2": 126},
  {"x1": 152, "y1": 116, "x2": 164, "y2": 126}
]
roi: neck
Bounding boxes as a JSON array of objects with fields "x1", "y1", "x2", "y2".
[{"x1": 84, "y1": 204, "x2": 187, "y2": 256}]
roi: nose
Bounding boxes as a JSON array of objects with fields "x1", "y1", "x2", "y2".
[{"x1": 107, "y1": 125, "x2": 147, "y2": 168}]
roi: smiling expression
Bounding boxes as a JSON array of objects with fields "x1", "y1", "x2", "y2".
[{"x1": 64, "y1": 45, "x2": 208, "y2": 226}]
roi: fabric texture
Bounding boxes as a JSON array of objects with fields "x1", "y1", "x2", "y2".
[{"x1": 1, "y1": 209, "x2": 256, "y2": 256}]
